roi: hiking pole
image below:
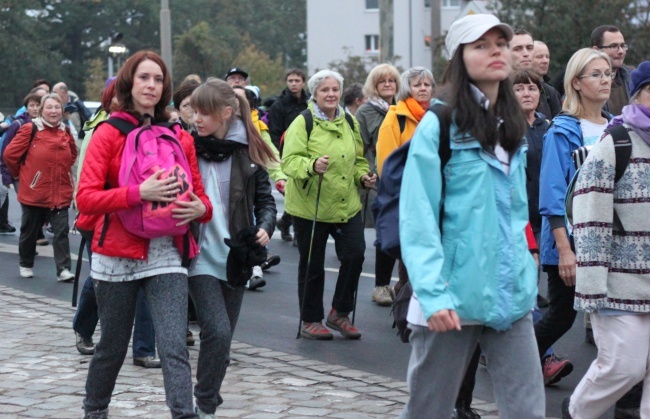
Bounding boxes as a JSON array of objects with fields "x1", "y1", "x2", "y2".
[
  {"x1": 353, "y1": 173, "x2": 373, "y2": 325},
  {"x1": 296, "y1": 173, "x2": 325, "y2": 339}
]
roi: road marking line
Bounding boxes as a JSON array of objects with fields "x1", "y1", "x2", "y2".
[{"x1": 0, "y1": 242, "x2": 87, "y2": 261}]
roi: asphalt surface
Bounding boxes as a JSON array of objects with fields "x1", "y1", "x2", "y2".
[{"x1": 0, "y1": 188, "x2": 617, "y2": 418}]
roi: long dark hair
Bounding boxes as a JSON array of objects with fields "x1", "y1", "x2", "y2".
[{"x1": 439, "y1": 45, "x2": 526, "y2": 153}]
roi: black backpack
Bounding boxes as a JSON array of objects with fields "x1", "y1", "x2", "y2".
[
  {"x1": 371, "y1": 103, "x2": 451, "y2": 260},
  {"x1": 391, "y1": 282, "x2": 413, "y2": 343},
  {"x1": 375, "y1": 103, "x2": 452, "y2": 342}
]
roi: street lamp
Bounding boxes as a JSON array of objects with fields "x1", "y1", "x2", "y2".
[
  {"x1": 108, "y1": 44, "x2": 128, "y2": 78},
  {"x1": 107, "y1": 31, "x2": 127, "y2": 78}
]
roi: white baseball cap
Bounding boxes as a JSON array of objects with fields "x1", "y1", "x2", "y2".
[{"x1": 445, "y1": 14, "x2": 514, "y2": 58}]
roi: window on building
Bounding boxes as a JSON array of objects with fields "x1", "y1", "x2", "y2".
[
  {"x1": 365, "y1": 34, "x2": 379, "y2": 53},
  {"x1": 366, "y1": 0, "x2": 379, "y2": 9},
  {"x1": 426, "y1": 0, "x2": 460, "y2": 8}
]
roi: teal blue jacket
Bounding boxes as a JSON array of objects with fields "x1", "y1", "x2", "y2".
[{"x1": 399, "y1": 111, "x2": 537, "y2": 331}]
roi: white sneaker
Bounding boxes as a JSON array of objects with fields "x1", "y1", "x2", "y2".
[
  {"x1": 371, "y1": 285, "x2": 394, "y2": 306},
  {"x1": 19, "y1": 267, "x2": 34, "y2": 278},
  {"x1": 57, "y1": 268, "x2": 75, "y2": 282}
]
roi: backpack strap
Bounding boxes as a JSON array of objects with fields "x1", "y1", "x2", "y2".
[
  {"x1": 301, "y1": 109, "x2": 313, "y2": 140},
  {"x1": 397, "y1": 114, "x2": 406, "y2": 134},
  {"x1": 19, "y1": 123, "x2": 38, "y2": 165},
  {"x1": 301, "y1": 109, "x2": 355, "y2": 141},
  {"x1": 426, "y1": 103, "x2": 452, "y2": 233},
  {"x1": 71, "y1": 236, "x2": 87, "y2": 307},
  {"x1": 344, "y1": 112, "x2": 354, "y2": 132},
  {"x1": 428, "y1": 103, "x2": 452, "y2": 171},
  {"x1": 103, "y1": 117, "x2": 138, "y2": 135},
  {"x1": 606, "y1": 124, "x2": 633, "y2": 233},
  {"x1": 607, "y1": 124, "x2": 632, "y2": 183}
]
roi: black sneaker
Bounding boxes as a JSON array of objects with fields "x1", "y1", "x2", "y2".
[
  {"x1": 453, "y1": 405, "x2": 481, "y2": 419},
  {"x1": 261, "y1": 255, "x2": 281, "y2": 271},
  {"x1": 275, "y1": 218, "x2": 293, "y2": 242},
  {"x1": 0, "y1": 223, "x2": 16, "y2": 234},
  {"x1": 75, "y1": 332, "x2": 95, "y2": 355},
  {"x1": 276, "y1": 217, "x2": 293, "y2": 241},
  {"x1": 247, "y1": 276, "x2": 266, "y2": 290},
  {"x1": 133, "y1": 356, "x2": 161, "y2": 368},
  {"x1": 186, "y1": 329, "x2": 195, "y2": 346}
]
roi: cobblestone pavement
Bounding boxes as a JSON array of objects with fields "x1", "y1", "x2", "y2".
[{"x1": 0, "y1": 285, "x2": 558, "y2": 418}]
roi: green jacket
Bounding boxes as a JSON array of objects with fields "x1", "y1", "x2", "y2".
[{"x1": 281, "y1": 103, "x2": 370, "y2": 223}]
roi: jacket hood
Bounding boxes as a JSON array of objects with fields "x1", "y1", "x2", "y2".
[
  {"x1": 83, "y1": 109, "x2": 109, "y2": 131},
  {"x1": 226, "y1": 118, "x2": 248, "y2": 145},
  {"x1": 549, "y1": 114, "x2": 583, "y2": 146}
]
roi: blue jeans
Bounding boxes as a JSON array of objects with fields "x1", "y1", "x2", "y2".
[{"x1": 72, "y1": 244, "x2": 156, "y2": 357}]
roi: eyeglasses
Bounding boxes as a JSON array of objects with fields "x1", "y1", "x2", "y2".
[
  {"x1": 598, "y1": 43, "x2": 628, "y2": 51},
  {"x1": 578, "y1": 72, "x2": 614, "y2": 81},
  {"x1": 377, "y1": 79, "x2": 396, "y2": 85}
]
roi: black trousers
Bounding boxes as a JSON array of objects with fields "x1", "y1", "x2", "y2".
[
  {"x1": 534, "y1": 265, "x2": 577, "y2": 358},
  {"x1": 19, "y1": 204, "x2": 71, "y2": 273},
  {"x1": 293, "y1": 212, "x2": 365, "y2": 323},
  {"x1": 0, "y1": 192, "x2": 8, "y2": 226}
]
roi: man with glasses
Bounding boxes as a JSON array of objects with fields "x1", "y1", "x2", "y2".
[{"x1": 591, "y1": 25, "x2": 631, "y2": 116}]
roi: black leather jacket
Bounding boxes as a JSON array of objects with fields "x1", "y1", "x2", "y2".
[{"x1": 228, "y1": 147, "x2": 277, "y2": 238}]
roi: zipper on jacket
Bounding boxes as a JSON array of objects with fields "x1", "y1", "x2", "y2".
[{"x1": 30, "y1": 171, "x2": 42, "y2": 189}]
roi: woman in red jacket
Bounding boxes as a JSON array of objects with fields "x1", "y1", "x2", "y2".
[
  {"x1": 4, "y1": 93, "x2": 77, "y2": 281},
  {"x1": 75, "y1": 51, "x2": 212, "y2": 419}
]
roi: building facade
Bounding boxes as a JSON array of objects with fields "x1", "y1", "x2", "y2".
[{"x1": 306, "y1": 0, "x2": 490, "y2": 74}]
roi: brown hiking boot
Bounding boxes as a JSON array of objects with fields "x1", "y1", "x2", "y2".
[
  {"x1": 326, "y1": 308, "x2": 361, "y2": 339},
  {"x1": 300, "y1": 322, "x2": 333, "y2": 340}
]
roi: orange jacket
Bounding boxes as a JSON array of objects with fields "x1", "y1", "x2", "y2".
[
  {"x1": 75, "y1": 114, "x2": 212, "y2": 260},
  {"x1": 4, "y1": 121, "x2": 77, "y2": 209},
  {"x1": 376, "y1": 100, "x2": 419, "y2": 177}
]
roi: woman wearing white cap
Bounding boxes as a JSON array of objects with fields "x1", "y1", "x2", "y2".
[{"x1": 399, "y1": 14, "x2": 544, "y2": 418}]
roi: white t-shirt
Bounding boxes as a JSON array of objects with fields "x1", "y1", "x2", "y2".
[{"x1": 580, "y1": 118, "x2": 608, "y2": 146}]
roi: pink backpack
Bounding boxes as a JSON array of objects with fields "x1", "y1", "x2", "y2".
[{"x1": 106, "y1": 116, "x2": 193, "y2": 239}]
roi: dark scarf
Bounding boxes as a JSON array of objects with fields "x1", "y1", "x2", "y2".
[{"x1": 192, "y1": 132, "x2": 244, "y2": 161}]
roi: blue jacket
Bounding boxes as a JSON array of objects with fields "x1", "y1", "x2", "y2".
[
  {"x1": 538, "y1": 114, "x2": 583, "y2": 265},
  {"x1": 400, "y1": 110, "x2": 537, "y2": 331}
]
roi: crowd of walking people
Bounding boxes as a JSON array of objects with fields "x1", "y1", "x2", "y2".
[{"x1": 0, "y1": 12, "x2": 648, "y2": 419}]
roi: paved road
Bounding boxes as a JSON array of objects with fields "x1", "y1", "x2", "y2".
[{"x1": 0, "y1": 189, "x2": 616, "y2": 418}]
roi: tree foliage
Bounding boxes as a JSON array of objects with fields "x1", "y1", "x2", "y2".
[
  {"x1": 0, "y1": 0, "x2": 306, "y2": 110},
  {"x1": 491, "y1": 0, "x2": 649, "y2": 78},
  {"x1": 327, "y1": 49, "x2": 380, "y2": 87}
]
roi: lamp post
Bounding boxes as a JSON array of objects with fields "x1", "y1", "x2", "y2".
[
  {"x1": 160, "y1": 0, "x2": 172, "y2": 78},
  {"x1": 108, "y1": 30, "x2": 126, "y2": 78},
  {"x1": 108, "y1": 44, "x2": 127, "y2": 78}
]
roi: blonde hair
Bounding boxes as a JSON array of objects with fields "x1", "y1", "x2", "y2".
[
  {"x1": 38, "y1": 93, "x2": 64, "y2": 116},
  {"x1": 363, "y1": 63, "x2": 400, "y2": 101},
  {"x1": 563, "y1": 48, "x2": 612, "y2": 117}
]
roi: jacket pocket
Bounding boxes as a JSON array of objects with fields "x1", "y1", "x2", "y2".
[{"x1": 30, "y1": 171, "x2": 42, "y2": 189}]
